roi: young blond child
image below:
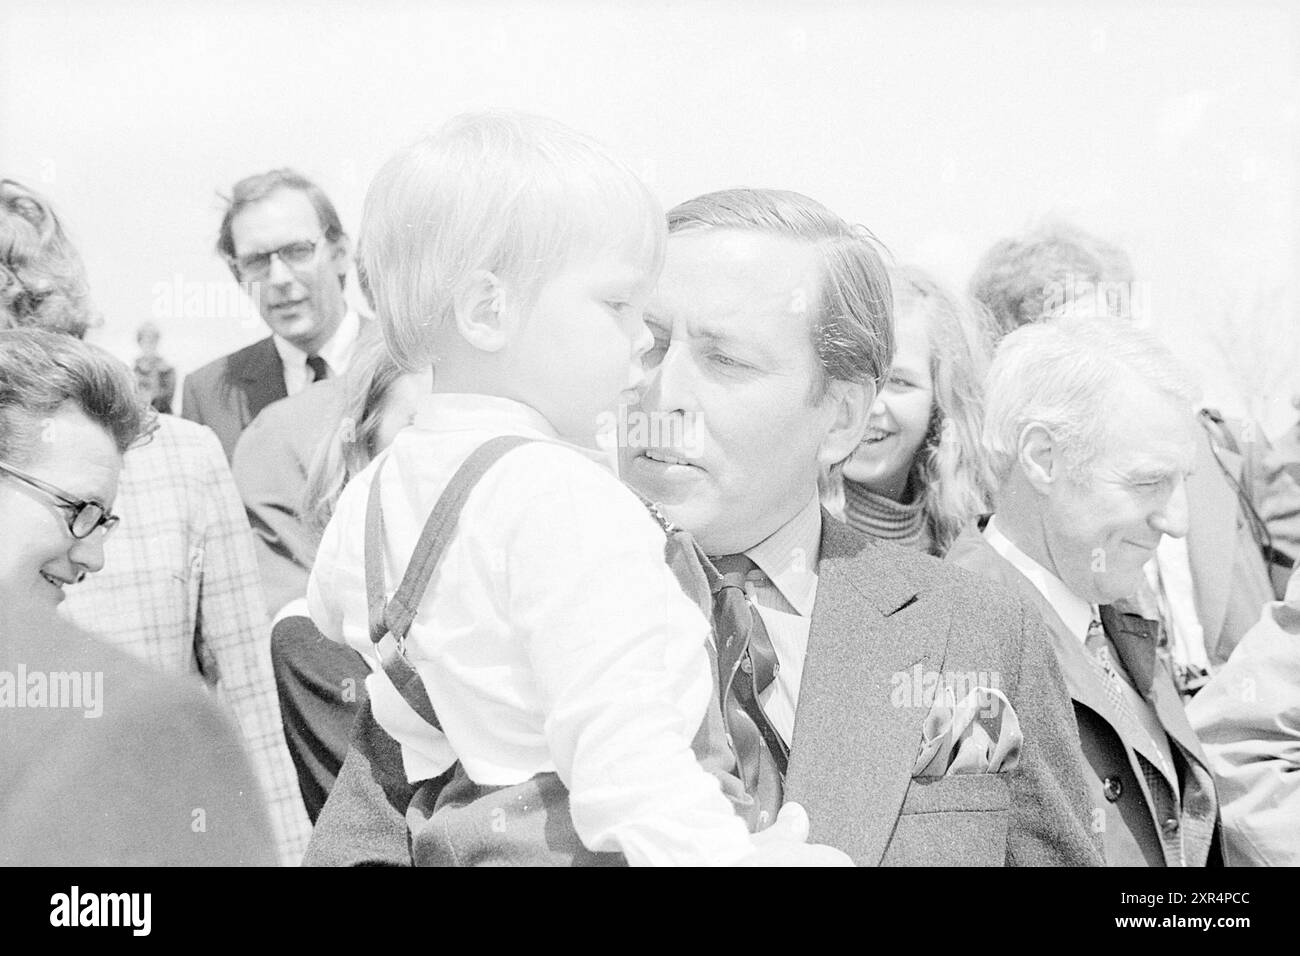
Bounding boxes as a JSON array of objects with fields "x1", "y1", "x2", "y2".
[{"x1": 308, "y1": 112, "x2": 835, "y2": 865}]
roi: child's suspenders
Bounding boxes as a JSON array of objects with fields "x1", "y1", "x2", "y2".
[{"x1": 363, "y1": 434, "x2": 534, "y2": 730}]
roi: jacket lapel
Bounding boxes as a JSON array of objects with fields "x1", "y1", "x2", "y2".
[
  {"x1": 948, "y1": 527, "x2": 1220, "y2": 865},
  {"x1": 948, "y1": 529, "x2": 1122, "y2": 731},
  {"x1": 1102, "y1": 604, "x2": 1219, "y2": 864},
  {"x1": 946, "y1": 530, "x2": 1169, "y2": 769},
  {"x1": 784, "y1": 515, "x2": 945, "y2": 867},
  {"x1": 234, "y1": 337, "x2": 289, "y2": 423}
]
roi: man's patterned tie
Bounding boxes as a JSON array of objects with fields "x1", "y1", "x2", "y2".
[
  {"x1": 1085, "y1": 615, "x2": 1136, "y2": 728},
  {"x1": 710, "y1": 553, "x2": 787, "y2": 827}
]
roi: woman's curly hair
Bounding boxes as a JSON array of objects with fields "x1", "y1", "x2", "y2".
[{"x1": 0, "y1": 179, "x2": 95, "y2": 337}]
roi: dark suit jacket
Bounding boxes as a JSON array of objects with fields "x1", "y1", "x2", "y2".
[
  {"x1": 0, "y1": 606, "x2": 275, "y2": 865},
  {"x1": 182, "y1": 336, "x2": 288, "y2": 461},
  {"x1": 306, "y1": 513, "x2": 1101, "y2": 866},
  {"x1": 232, "y1": 378, "x2": 347, "y2": 616},
  {"x1": 947, "y1": 525, "x2": 1220, "y2": 867}
]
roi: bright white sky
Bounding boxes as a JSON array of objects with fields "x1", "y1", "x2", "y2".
[{"x1": 2, "y1": 0, "x2": 1296, "y2": 432}]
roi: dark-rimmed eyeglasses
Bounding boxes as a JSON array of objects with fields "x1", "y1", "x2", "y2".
[
  {"x1": 0, "y1": 459, "x2": 119, "y2": 539},
  {"x1": 228, "y1": 233, "x2": 326, "y2": 281}
]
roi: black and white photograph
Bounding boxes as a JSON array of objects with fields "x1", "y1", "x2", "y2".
[{"x1": 0, "y1": 0, "x2": 1294, "y2": 932}]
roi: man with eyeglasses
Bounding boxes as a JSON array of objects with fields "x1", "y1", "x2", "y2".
[
  {"x1": 0, "y1": 459, "x2": 120, "y2": 542},
  {"x1": 182, "y1": 168, "x2": 368, "y2": 460}
]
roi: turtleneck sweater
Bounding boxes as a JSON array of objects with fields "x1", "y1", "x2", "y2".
[{"x1": 841, "y1": 477, "x2": 934, "y2": 555}]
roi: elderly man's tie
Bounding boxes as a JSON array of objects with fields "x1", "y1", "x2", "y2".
[
  {"x1": 710, "y1": 553, "x2": 787, "y2": 827},
  {"x1": 1086, "y1": 616, "x2": 1138, "y2": 729}
]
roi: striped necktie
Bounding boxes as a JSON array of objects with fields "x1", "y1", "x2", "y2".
[{"x1": 710, "y1": 553, "x2": 787, "y2": 826}]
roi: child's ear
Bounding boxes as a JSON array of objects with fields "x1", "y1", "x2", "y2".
[{"x1": 453, "y1": 270, "x2": 511, "y2": 352}]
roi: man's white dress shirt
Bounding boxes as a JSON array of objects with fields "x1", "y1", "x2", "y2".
[
  {"x1": 738, "y1": 493, "x2": 823, "y2": 746},
  {"x1": 273, "y1": 308, "x2": 361, "y2": 396}
]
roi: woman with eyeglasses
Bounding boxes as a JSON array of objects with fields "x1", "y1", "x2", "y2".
[{"x1": 0, "y1": 328, "x2": 146, "y2": 612}]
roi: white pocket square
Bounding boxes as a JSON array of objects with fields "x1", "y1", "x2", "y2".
[{"x1": 913, "y1": 686, "x2": 1022, "y2": 777}]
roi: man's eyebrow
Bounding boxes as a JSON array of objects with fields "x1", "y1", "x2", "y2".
[
  {"x1": 643, "y1": 312, "x2": 758, "y2": 351},
  {"x1": 642, "y1": 313, "x2": 735, "y2": 341},
  {"x1": 1125, "y1": 463, "x2": 1186, "y2": 482},
  {"x1": 690, "y1": 322, "x2": 747, "y2": 346}
]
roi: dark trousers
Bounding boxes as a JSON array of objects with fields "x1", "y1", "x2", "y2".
[{"x1": 270, "y1": 616, "x2": 370, "y2": 823}]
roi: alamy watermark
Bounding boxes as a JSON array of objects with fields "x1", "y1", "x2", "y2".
[
  {"x1": 0, "y1": 664, "x2": 103, "y2": 718},
  {"x1": 1042, "y1": 277, "x2": 1152, "y2": 324},
  {"x1": 596, "y1": 405, "x2": 705, "y2": 457},
  {"x1": 50, "y1": 886, "x2": 150, "y2": 936},
  {"x1": 890, "y1": 664, "x2": 1003, "y2": 717},
  {"x1": 151, "y1": 274, "x2": 262, "y2": 327}
]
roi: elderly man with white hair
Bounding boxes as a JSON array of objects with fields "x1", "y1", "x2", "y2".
[{"x1": 947, "y1": 316, "x2": 1220, "y2": 867}]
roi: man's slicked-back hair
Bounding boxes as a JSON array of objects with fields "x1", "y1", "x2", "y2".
[
  {"x1": 0, "y1": 179, "x2": 94, "y2": 338},
  {"x1": 982, "y1": 316, "x2": 1200, "y2": 489},
  {"x1": 361, "y1": 110, "x2": 666, "y2": 373},
  {"x1": 968, "y1": 219, "x2": 1135, "y2": 340},
  {"x1": 215, "y1": 168, "x2": 347, "y2": 282},
  {"x1": 0, "y1": 328, "x2": 150, "y2": 461},
  {"x1": 667, "y1": 188, "x2": 893, "y2": 396}
]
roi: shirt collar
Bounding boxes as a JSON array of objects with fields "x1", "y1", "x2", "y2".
[
  {"x1": 740, "y1": 492, "x2": 822, "y2": 616},
  {"x1": 272, "y1": 308, "x2": 361, "y2": 373},
  {"x1": 412, "y1": 393, "x2": 613, "y2": 470},
  {"x1": 983, "y1": 514, "x2": 1094, "y2": 643}
]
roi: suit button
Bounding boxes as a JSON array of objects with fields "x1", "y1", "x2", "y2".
[
  {"x1": 740, "y1": 657, "x2": 753, "y2": 674},
  {"x1": 1162, "y1": 817, "x2": 1180, "y2": 837},
  {"x1": 1102, "y1": 777, "x2": 1123, "y2": 802}
]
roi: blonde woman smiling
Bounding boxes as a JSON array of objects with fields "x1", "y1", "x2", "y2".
[{"x1": 828, "y1": 266, "x2": 995, "y2": 556}]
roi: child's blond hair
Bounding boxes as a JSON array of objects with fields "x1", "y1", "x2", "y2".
[{"x1": 360, "y1": 110, "x2": 665, "y2": 372}]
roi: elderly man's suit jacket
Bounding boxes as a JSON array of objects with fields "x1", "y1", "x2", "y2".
[
  {"x1": 305, "y1": 513, "x2": 1101, "y2": 866},
  {"x1": 947, "y1": 527, "x2": 1220, "y2": 867},
  {"x1": 182, "y1": 336, "x2": 289, "y2": 462}
]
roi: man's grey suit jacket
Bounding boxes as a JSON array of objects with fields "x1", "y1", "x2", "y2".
[
  {"x1": 785, "y1": 516, "x2": 1101, "y2": 865},
  {"x1": 305, "y1": 514, "x2": 1103, "y2": 866},
  {"x1": 182, "y1": 336, "x2": 287, "y2": 462}
]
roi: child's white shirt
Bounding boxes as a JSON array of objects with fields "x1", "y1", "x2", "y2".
[{"x1": 308, "y1": 393, "x2": 755, "y2": 866}]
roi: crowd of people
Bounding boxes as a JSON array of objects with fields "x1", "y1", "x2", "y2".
[{"x1": 2, "y1": 109, "x2": 1298, "y2": 867}]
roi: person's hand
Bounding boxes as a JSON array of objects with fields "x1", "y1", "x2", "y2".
[{"x1": 735, "y1": 802, "x2": 855, "y2": 866}]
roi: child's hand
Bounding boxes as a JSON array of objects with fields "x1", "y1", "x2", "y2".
[{"x1": 736, "y1": 802, "x2": 855, "y2": 867}]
